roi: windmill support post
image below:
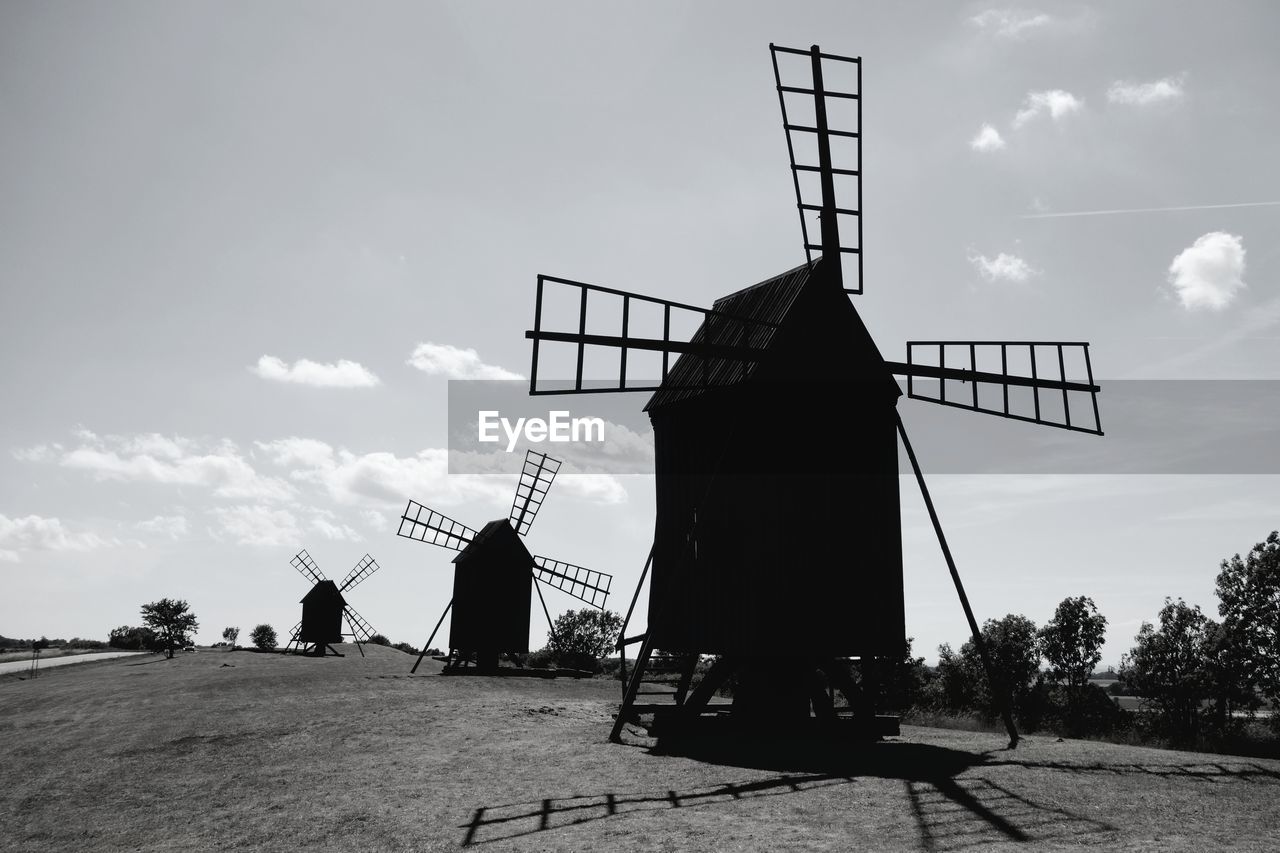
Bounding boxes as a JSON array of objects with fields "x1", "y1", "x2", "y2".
[
  {"x1": 615, "y1": 542, "x2": 655, "y2": 695},
  {"x1": 411, "y1": 599, "x2": 453, "y2": 674},
  {"x1": 896, "y1": 411, "x2": 1020, "y2": 748},
  {"x1": 347, "y1": 615, "x2": 366, "y2": 658},
  {"x1": 610, "y1": 632, "x2": 658, "y2": 742},
  {"x1": 532, "y1": 569, "x2": 559, "y2": 649}
]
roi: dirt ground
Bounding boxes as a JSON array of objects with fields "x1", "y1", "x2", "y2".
[{"x1": 1, "y1": 645, "x2": 1277, "y2": 852}]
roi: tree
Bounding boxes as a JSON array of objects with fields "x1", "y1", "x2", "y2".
[
  {"x1": 930, "y1": 642, "x2": 983, "y2": 711},
  {"x1": 959, "y1": 614, "x2": 1042, "y2": 721},
  {"x1": 1039, "y1": 596, "x2": 1107, "y2": 694},
  {"x1": 222, "y1": 627, "x2": 240, "y2": 648},
  {"x1": 546, "y1": 609, "x2": 624, "y2": 670},
  {"x1": 250, "y1": 624, "x2": 277, "y2": 651},
  {"x1": 139, "y1": 599, "x2": 198, "y2": 659},
  {"x1": 367, "y1": 634, "x2": 391, "y2": 646},
  {"x1": 108, "y1": 625, "x2": 157, "y2": 651},
  {"x1": 1120, "y1": 598, "x2": 1209, "y2": 740},
  {"x1": 869, "y1": 637, "x2": 929, "y2": 712},
  {"x1": 1201, "y1": 617, "x2": 1261, "y2": 732},
  {"x1": 1214, "y1": 531, "x2": 1280, "y2": 721}
]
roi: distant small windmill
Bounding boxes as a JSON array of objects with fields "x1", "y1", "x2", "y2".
[
  {"x1": 286, "y1": 551, "x2": 382, "y2": 657},
  {"x1": 397, "y1": 449, "x2": 613, "y2": 673},
  {"x1": 522, "y1": 44, "x2": 1104, "y2": 745}
]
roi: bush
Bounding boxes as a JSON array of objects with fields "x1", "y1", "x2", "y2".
[
  {"x1": 547, "y1": 609, "x2": 624, "y2": 672},
  {"x1": 108, "y1": 625, "x2": 157, "y2": 651},
  {"x1": 250, "y1": 624, "x2": 277, "y2": 651},
  {"x1": 367, "y1": 634, "x2": 391, "y2": 646},
  {"x1": 524, "y1": 648, "x2": 557, "y2": 669},
  {"x1": 391, "y1": 642, "x2": 417, "y2": 655}
]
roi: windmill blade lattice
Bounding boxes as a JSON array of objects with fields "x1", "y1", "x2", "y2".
[
  {"x1": 533, "y1": 556, "x2": 613, "y2": 609},
  {"x1": 339, "y1": 553, "x2": 381, "y2": 592},
  {"x1": 525, "y1": 274, "x2": 778, "y2": 395},
  {"x1": 343, "y1": 606, "x2": 376, "y2": 643},
  {"x1": 397, "y1": 501, "x2": 477, "y2": 551},
  {"x1": 509, "y1": 450, "x2": 562, "y2": 536},
  {"x1": 770, "y1": 43, "x2": 863, "y2": 293},
  {"x1": 899, "y1": 341, "x2": 1102, "y2": 435},
  {"x1": 290, "y1": 549, "x2": 325, "y2": 585}
]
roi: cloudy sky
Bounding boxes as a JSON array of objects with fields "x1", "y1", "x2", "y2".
[{"x1": 3, "y1": 1, "x2": 1278, "y2": 666}]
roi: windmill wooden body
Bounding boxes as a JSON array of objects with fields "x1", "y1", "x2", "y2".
[
  {"x1": 522, "y1": 44, "x2": 1103, "y2": 744},
  {"x1": 397, "y1": 450, "x2": 614, "y2": 673},
  {"x1": 286, "y1": 551, "x2": 382, "y2": 657}
]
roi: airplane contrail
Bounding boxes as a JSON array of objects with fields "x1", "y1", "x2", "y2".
[{"x1": 1021, "y1": 200, "x2": 1280, "y2": 219}]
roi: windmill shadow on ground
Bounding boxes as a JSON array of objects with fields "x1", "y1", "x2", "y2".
[{"x1": 459, "y1": 739, "x2": 1118, "y2": 849}]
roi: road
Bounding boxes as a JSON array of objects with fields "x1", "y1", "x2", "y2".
[{"x1": 0, "y1": 651, "x2": 146, "y2": 675}]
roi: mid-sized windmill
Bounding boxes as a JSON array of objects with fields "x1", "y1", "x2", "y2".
[
  {"x1": 523, "y1": 44, "x2": 1103, "y2": 746},
  {"x1": 396, "y1": 449, "x2": 614, "y2": 674},
  {"x1": 286, "y1": 550, "x2": 382, "y2": 657}
]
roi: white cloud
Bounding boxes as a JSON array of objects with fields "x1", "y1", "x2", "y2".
[
  {"x1": 1167, "y1": 232, "x2": 1246, "y2": 311},
  {"x1": 361, "y1": 509, "x2": 390, "y2": 532},
  {"x1": 12, "y1": 443, "x2": 61, "y2": 463},
  {"x1": 1012, "y1": 90, "x2": 1083, "y2": 128},
  {"x1": 88, "y1": 433, "x2": 287, "y2": 500},
  {"x1": 968, "y1": 252, "x2": 1037, "y2": 283},
  {"x1": 970, "y1": 8, "x2": 1055, "y2": 38},
  {"x1": 0, "y1": 514, "x2": 116, "y2": 562},
  {"x1": 970, "y1": 124, "x2": 1006, "y2": 152},
  {"x1": 310, "y1": 513, "x2": 362, "y2": 542},
  {"x1": 256, "y1": 437, "x2": 628, "y2": 508},
  {"x1": 41, "y1": 430, "x2": 295, "y2": 502},
  {"x1": 135, "y1": 514, "x2": 189, "y2": 539},
  {"x1": 251, "y1": 355, "x2": 380, "y2": 388},
  {"x1": 407, "y1": 342, "x2": 524, "y2": 380},
  {"x1": 1107, "y1": 75, "x2": 1186, "y2": 106},
  {"x1": 258, "y1": 439, "x2": 510, "y2": 506},
  {"x1": 208, "y1": 505, "x2": 300, "y2": 547}
]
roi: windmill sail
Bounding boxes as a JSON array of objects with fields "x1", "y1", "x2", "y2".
[
  {"x1": 339, "y1": 553, "x2": 380, "y2": 592},
  {"x1": 532, "y1": 556, "x2": 613, "y2": 609},
  {"x1": 397, "y1": 501, "x2": 476, "y2": 551},
  {"x1": 290, "y1": 550, "x2": 325, "y2": 585},
  {"x1": 343, "y1": 605, "x2": 376, "y2": 643},
  {"x1": 525, "y1": 274, "x2": 777, "y2": 395},
  {"x1": 770, "y1": 43, "x2": 863, "y2": 293},
  {"x1": 893, "y1": 341, "x2": 1102, "y2": 435},
  {"x1": 509, "y1": 450, "x2": 561, "y2": 536}
]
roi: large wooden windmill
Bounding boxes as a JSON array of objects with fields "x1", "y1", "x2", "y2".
[
  {"x1": 397, "y1": 449, "x2": 614, "y2": 674},
  {"x1": 286, "y1": 551, "x2": 382, "y2": 657},
  {"x1": 522, "y1": 44, "x2": 1103, "y2": 745}
]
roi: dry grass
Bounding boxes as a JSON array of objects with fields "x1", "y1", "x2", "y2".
[{"x1": 2, "y1": 646, "x2": 1279, "y2": 852}]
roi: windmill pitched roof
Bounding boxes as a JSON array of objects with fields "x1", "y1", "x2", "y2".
[
  {"x1": 644, "y1": 260, "x2": 811, "y2": 411},
  {"x1": 301, "y1": 579, "x2": 346, "y2": 606},
  {"x1": 452, "y1": 518, "x2": 533, "y2": 565},
  {"x1": 644, "y1": 257, "x2": 896, "y2": 410}
]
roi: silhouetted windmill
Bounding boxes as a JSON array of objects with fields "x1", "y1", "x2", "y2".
[
  {"x1": 397, "y1": 449, "x2": 614, "y2": 673},
  {"x1": 522, "y1": 44, "x2": 1103, "y2": 745},
  {"x1": 286, "y1": 551, "x2": 382, "y2": 657}
]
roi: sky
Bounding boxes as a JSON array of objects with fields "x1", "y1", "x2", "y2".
[{"x1": 2, "y1": 1, "x2": 1279, "y2": 667}]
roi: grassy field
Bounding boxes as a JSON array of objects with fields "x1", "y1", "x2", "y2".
[{"x1": 2, "y1": 646, "x2": 1278, "y2": 852}]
